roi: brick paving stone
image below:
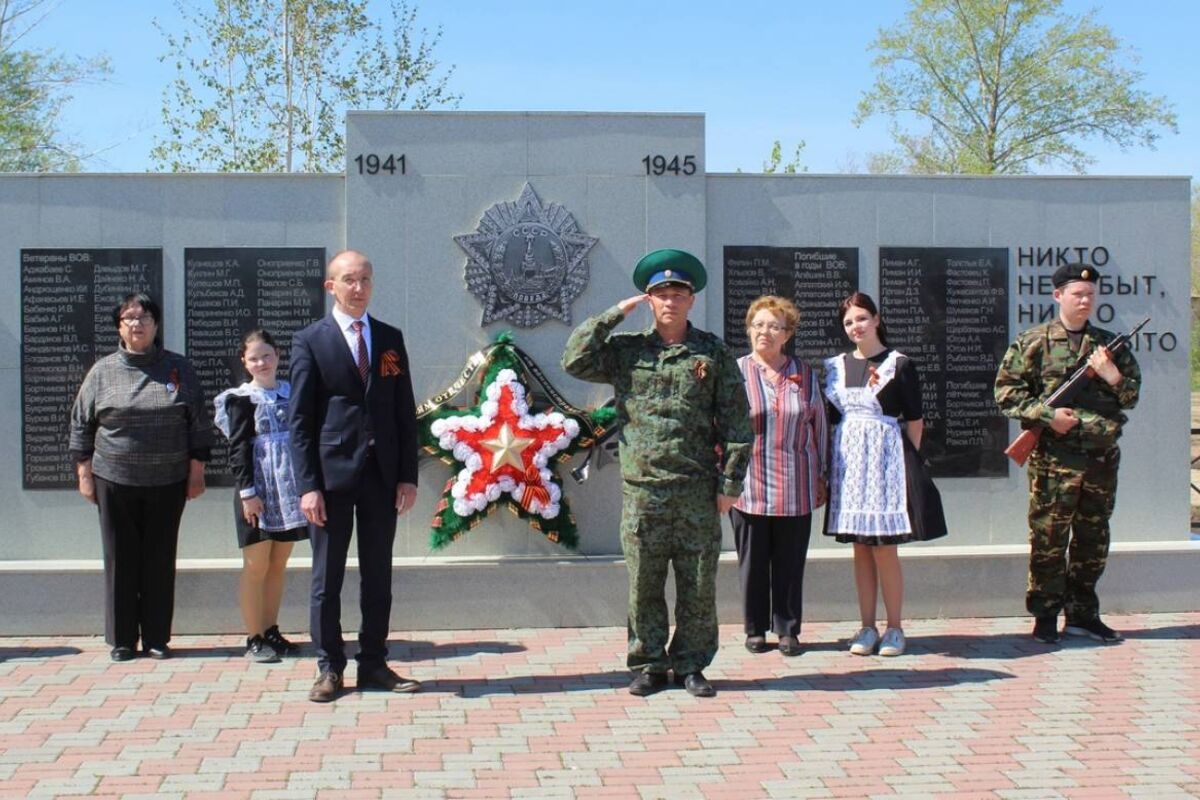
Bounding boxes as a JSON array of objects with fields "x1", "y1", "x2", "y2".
[{"x1": 0, "y1": 613, "x2": 1196, "y2": 798}]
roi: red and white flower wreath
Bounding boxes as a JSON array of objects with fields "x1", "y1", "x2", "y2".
[{"x1": 429, "y1": 369, "x2": 580, "y2": 519}]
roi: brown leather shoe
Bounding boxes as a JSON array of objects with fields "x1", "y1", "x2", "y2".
[
  {"x1": 357, "y1": 665, "x2": 421, "y2": 693},
  {"x1": 308, "y1": 671, "x2": 343, "y2": 703}
]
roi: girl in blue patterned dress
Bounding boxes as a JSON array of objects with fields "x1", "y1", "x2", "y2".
[
  {"x1": 214, "y1": 330, "x2": 308, "y2": 663},
  {"x1": 823, "y1": 293, "x2": 942, "y2": 658}
]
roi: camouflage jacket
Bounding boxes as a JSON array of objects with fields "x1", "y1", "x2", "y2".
[
  {"x1": 561, "y1": 305, "x2": 752, "y2": 495},
  {"x1": 994, "y1": 318, "x2": 1140, "y2": 453}
]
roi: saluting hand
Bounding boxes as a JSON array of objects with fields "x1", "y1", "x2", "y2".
[{"x1": 617, "y1": 294, "x2": 650, "y2": 317}]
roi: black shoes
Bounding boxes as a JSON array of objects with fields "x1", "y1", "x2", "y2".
[
  {"x1": 1065, "y1": 617, "x2": 1124, "y2": 643},
  {"x1": 778, "y1": 636, "x2": 802, "y2": 657},
  {"x1": 263, "y1": 625, "x2": 300, "y2": 655},
  {"x1": 308, "y1": 671, "x2": 344, "y2": 702},
  {"x1": 674, "y1": 672, "x2": 716, "y2": 698},
  {"x1": 110, "y1": 646, "x2": 135, "y2": 662},
  {"x1": 357, "y1": 665, "x2": 421, "y2": 693},
  {"x1": 1032, "y1": 616, "x2": 1060, "y2": 643},
  {"x1": 744, "y1": 635, "x2": 768, "y2": 654},
  {"x1": 628, "y1": 671, "x2": 668, "y2": 696},
  {"x1": 629, "y1": 671, "x2": 715, "y2": 697},
  {"x1": 144, "y1": 645, "x2": 171, "y2": 660},
  {"x1": 245, "y1": 635, "x2": 281, "y2": 664}
]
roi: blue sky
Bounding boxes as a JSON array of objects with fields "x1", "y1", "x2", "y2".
[{"x1": 20, "y1": 0, "x2": 1199, "y2": 178}]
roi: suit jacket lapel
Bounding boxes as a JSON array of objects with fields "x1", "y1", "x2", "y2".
[
  {"x1": 324, "y1": 315, "x2": 366, "y2": 394},
  {"x1": 364, "y1": 315, "x2": 384, "y2": 394}
]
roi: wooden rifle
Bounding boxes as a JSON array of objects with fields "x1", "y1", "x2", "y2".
[{"x1": 1004, "y1": 317, "x2": 1149, "y2": 467}]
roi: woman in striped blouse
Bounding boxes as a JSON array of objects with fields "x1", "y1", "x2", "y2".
[{"x1": 730, "y1": 296, "x2": 829, "y2": 657}]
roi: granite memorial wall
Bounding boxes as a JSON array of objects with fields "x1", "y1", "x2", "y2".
[{"x1": 0, "y1": 113, "x2": 1190, "y2": 562}]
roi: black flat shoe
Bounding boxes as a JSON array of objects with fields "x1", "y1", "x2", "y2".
[
  {"x1": 778, "y1": 636, "x2": 802, "y2": 657},
  {"x1": 628, "y1": 671, "x2": 668, "y2": 697},
  {"x1": 1032, "y1": 616, "x2": 1060, "y2": 644},
  {"x1": 110, "y1": 646, "x2": 135, "y2": 662},
  {"x1": 744, "y1": 635, "x2": 768, "y2": 654},
  {"x1": 673, "y1": 671, "x2": 716, "y2": 698},
  {"x1": 144, "y1": 645, "x2": 171, "y2": 660}
]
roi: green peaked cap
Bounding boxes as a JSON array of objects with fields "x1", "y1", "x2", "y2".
[{"x1": 632, "y1": 248, "x2": 707, "y2": 293}]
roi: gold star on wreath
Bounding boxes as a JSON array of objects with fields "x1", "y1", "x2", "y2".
[{"x1": 481, "y1": 423, "x2": 535, "y2": 473}]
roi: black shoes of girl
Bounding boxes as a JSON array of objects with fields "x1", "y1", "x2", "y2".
[
  {"x1": 246, "y1": 635, "x2": 281, "y2": 663},
  {"x1": 263, "y1": 625, "x2": 300, "y2": 655}
]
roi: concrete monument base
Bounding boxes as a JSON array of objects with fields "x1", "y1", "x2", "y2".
[{"x1": 4, "y1": 542, "x2": 1197, "y2": 636}]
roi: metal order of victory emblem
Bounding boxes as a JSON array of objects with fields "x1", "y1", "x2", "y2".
[{"x1": 455, "y1": 183, "x2": 598, "y2": 328}]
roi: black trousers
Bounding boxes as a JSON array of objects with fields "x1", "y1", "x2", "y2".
[
  {"x1": 309, "y1": 453, "x2": 397, "y2": 674},
  {"x1": 729, "y1": 508, "x2": 813, "y2": 638},
  {"x1": 93, "y1": 476, "x2": 188, "y2": 650}
]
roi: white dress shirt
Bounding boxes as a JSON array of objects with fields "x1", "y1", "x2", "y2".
[{"x1": 331, "y1": 306, "x2": 372, "y2": 364}]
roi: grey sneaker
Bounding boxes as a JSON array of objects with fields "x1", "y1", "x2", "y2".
[
  {"x1": 245, "y1": 635, "x2": 280, "y2": 663},
  {"x1": 848, "y1": 626, "x2": 879, "y2": 656},
  {"x1": 878, "y1": 627, "x2": 906, "y2": 657}
]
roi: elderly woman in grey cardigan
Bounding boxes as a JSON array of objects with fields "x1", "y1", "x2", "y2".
[{"x1": 69, "y1": 292, "x2": 214, "y2": 662}]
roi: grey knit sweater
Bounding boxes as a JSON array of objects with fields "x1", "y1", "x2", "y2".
[{"x1": 69, "y1": 344, "x2": 215, "y2": 486}]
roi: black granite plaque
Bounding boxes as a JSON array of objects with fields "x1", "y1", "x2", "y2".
[
  {"x1": 21, "y1": 248, "x2": 164, "y2": 489},
  {"x1": 724, "y1": 246, "x2": 859, "y2": 365},
  {"x1": 879, "y1": 247, "x2": 1009, "y2": 477},
  {"x1": 185, "y1": 247, "x2": 325, "y2": 486}
]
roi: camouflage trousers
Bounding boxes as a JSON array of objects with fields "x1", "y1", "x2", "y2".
[
  {"x1": 1026, "y1": 446, "x2": 1120, "y2": 621},
  {"x1": 620, "y1": 482, "x2": 721, "y2": 676}
]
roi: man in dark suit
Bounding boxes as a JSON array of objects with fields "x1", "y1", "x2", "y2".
[{"x1": 289, "y1": 249, "x2": 421, "y2": 702}]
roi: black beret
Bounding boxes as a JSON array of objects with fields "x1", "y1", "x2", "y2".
[{"x1": 1051, "y1": 262, "x2": 1100, "y2": 289}]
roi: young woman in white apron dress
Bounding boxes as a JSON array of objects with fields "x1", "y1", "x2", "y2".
[{"x1": 823, "y1": 293, "x2": 926, "y2": 658}]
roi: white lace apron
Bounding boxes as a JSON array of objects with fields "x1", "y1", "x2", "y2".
[
  {"x1": 214, "y1": 381, "x2": 306, "y2": 532},
  {"x1": 822, "y1": 353, "x2": 911, "y2": 537}
]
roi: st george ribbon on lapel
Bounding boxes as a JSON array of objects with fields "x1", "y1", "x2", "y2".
[{"x1": 352, "y1": 320, "x2": 370, "y2": 384}]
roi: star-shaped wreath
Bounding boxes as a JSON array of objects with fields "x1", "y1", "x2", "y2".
[{"x1": 418, "y1": 334, "x2": 616, "y2": 550}]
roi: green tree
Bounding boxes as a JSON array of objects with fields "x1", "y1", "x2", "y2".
[
  {"x1": 0, "y1": 0, "x2": 111, "y2": 171},
  {"x1": 152, "y1": 0, "x2": 459, "y2": 172},
  {"x1": 854, "y1": 0, "x2": 1176, "y2": 174},
  {"x1": 762, "y1": 139, "x2": 807, "y2": 174}
]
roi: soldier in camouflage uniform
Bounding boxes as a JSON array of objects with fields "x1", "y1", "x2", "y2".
[
  {"x1": 994, "y1": 263, "x2": 1140, "y2": 645},
  {"x1": 562, "y1": 249, "x2": 751, "y2": 697}
]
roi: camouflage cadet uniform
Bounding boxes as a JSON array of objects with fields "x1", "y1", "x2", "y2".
[
  {"x1": 994, "y1": 319, "x2": 1140, "y2": 622},
  {"x1": 562, "y1": 305, "x2": 751, "y2": 676}
]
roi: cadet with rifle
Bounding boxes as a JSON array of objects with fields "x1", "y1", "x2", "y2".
[{"x1": 994, "y1": 263, "x2": 1141, "y2": 645}]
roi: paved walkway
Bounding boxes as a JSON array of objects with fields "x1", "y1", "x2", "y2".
[{"x1": 0, "y1": 613, "x2": 1197, "y2": 799}]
